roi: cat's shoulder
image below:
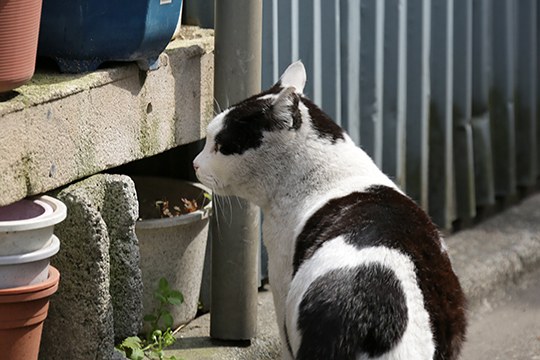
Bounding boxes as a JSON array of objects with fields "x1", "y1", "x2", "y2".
[{"x1": 294, "y1": 184, "x2": 443, "y2": 274}]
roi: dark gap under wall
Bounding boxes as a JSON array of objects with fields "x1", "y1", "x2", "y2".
[{"x1": 109, "y1": 140, "x2": 205, "y2": 182}]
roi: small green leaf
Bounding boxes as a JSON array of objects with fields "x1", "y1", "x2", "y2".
[
  {"x1": 120, "y1": 336, "x2": 142, "y2": 351},
  {"x1": 162, "y1": 330, "x2": 176, "y2": 347},
  {"x1": 144, "y1": 314, "x2": 158, "y2": 322},
  {"x1": 167, "y1": 290, "x2": 184, "y2": 305},
  {"x1": 154, "y1": 292, "x2": 167, "y2": 303},
  {"x1": 162, "y1": 312, "x2": 173, "y2": 328},
  {"x1": 158, "y1": 277, "x2": 170, "y2": 292}
]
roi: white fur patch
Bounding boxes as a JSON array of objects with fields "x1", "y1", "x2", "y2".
[
  {"x1": 193, "y1": 109, "x2": 235, "y2": 193},
  {"x1": 286, "y1": 237, "x2": 435, "y2": 360}
]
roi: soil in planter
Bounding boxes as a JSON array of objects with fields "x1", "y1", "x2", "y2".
[{"x1": 139, "y1": 194, "x2": 210, "y2": 221}]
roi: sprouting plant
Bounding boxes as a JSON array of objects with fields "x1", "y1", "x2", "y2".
[
  {"x1": 153, "y1": 191, "x2": 211, "y2": 219},
  {"x1": 116, "y1": 278, "x2": 184, "y2": 360}
]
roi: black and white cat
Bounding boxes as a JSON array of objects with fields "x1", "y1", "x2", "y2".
[{"x1": 193, "y1": 62, "x2": 466, "y2": 360}]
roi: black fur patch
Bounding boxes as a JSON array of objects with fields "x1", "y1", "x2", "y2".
[
  {"x1": 215, "y1": 99, "x2": 273, "y2": 155},
  {"x1": 301, "y1": 97, "x2": 345, "y2": 143},
  {"x1": 236, "y1": 82, "x2": 283, "y2": 105},
  {"x1": 215, "y1": 84, "x2": 303, "y2": 155},
  {"x1": 291, "y1": 95, "x2": 302, "y2": 130},
  {"x1": 294, "y1": 186, "x2": 467, "y2": 360},
  {"x1": 296, "y1": 264, "x2": 408, "y2": 359},
  {"x1": 215, "y1": 83, "x2": 343, "y2": 155}
]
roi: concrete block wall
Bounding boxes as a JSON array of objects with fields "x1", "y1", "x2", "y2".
[
  {"x1": 40, "y1": 174, "x2": 142, "y2": 360},
  {"x1": 0, "y1": 27, "x2": 214, "y2": 207}
]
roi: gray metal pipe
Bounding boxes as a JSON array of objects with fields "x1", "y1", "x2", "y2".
[{"x1": 210, "y1": 0, "x2": 262, "y2": 341}]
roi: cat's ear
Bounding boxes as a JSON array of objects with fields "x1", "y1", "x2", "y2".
[
  {"x1": 271, "y1": 86, "x2": 298, "y2": 128},
  {"x1": 272, "y1": 86, "x2": 296, "y2": 107},
  {"x1": 278, "y1": 61, "x2": 306, "y2": 94}
]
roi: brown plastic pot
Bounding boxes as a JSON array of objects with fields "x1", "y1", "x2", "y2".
[
  {"x1": 0, "y1": 266, "x2": 60, "y2": 360},
  {"x1": 0, "y1": 0, "x2": 43, "y2": 93}
]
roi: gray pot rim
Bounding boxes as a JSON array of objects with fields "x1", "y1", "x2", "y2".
[
  {"x1": 0, "y1": 196, "x2": 67, "y2": 232},
  {"x1": 135, "y1": 180, "x2": 212, "y2": 230}
]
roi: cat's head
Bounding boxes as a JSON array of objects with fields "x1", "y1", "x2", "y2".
[{"x1": 193, "y1": 61, "x2": 344, "y2": 203}]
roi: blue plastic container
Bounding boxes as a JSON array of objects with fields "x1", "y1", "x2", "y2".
[{"x1": 38, "y1": 0, "x2": 182, "y2": 73}]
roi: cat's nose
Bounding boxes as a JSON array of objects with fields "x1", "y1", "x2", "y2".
[{"x1": 193, "y1": 161, "x2": 200, "y2": 172}]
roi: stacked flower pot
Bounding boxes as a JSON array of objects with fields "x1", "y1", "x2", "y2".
[
  {"x1": 0, "y1": 0, "x2": 43, "y2": 93},
  {"x1": 0, "y1": 196, "x2": 66, "y2": 360}
]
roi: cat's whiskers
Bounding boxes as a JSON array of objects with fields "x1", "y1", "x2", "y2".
[
  {"x1": 224, "y1": 194, "x2": 234, "y2": 226},
  {"x1": 233, "y1": 195, "x2": 244, "y2": 210},
  {"x1": 213, "y1": 194, "x2": 233, "y2": 231},
  {"x1": 212, "y1": 193, "x2": 222, "y2": 236},
  {"x1": 213, "y1": 97, "x2": 223, "y2": 115}
]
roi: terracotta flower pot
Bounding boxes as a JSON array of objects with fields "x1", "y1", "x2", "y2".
[
  {"x1": 0, "y1": 266, "x2": 60, "y2": 360},
  {"x1": 0, "y1": 0, "x2": 43, "y2": 93}
]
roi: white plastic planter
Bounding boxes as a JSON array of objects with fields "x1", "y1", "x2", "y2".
[
  {"x1": 0, "y1": 235, "x2": 60, "y2": 288},
  {"x1": 0, "y1": 196, "x2": 66, "y2": 256},
  {"x1": 132, "y1": 176, "x2": 211, "y2": 328}
]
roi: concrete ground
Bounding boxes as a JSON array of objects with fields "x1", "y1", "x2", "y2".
[
  {"x1": 462, "y1": 267, "x2": 540, "y2": 360},
  {"x1": 166, "y1": 193, "x2": 540, "y2": 360}
]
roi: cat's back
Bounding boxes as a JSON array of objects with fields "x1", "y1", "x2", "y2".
[{"x1": 286, "y1": 185, "x2": 466, "y2": 360}]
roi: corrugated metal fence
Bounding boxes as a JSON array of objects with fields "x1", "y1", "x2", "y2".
[{"x1": 261, "y1": 0, "x2": 539, "y2": 229}]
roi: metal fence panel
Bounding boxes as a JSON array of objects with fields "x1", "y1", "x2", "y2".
[
  {"x1": 515, "y1": 0, "x2": 538, "y2": 188},
  {"x1": 453, "y1": 0, "x2": 476, "y2": 221},
  {"x1": 538, "y1": 2, "x2": 540, "y2": 176},
  {"x1": 382, "y1": 0, "x2": 407, "y2": 188},
  {"x1": 262, "y1": 0, "x2": 277, "y2": 90},
  {"x1": 277, "y1": 0, "x2": 293, "y2": 78},
  {"x1": 429, "y1": 0, "x2": 455, "y2": 229},
  {"x1": 405, "y1": 0, "x2": 431, "y2": 210},
  {"x1": 339, "y1": 0, "x2": 361, "y2": 140},
  {"x1": 260, "y1": 0, "x2": 539, "y2": 228},
  {"x1": 320, "y1": 0, "x2": 341, "y2": 122},
  {"x1": 471, "y1": 0, "x2": 495, "y2": 208},
  {"x1": 359, "y1": 0, "x2": 385, "y2": 166},
  {"x1": 491, "y1": 0, "x2": 517, "y2": 198}
]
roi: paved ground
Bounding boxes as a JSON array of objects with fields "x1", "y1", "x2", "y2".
[
  {"x1": 461, "y1": 267, "x2": 540, "y2": 360},
  {"x1": 167, "y1": 286, "x2": 280, "y2": 360}
]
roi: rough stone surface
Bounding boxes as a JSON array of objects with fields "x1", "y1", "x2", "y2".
[
  {"x1": 165, "y1": 194, "x2": 540, "y2": 360},
  {"x1": 101, "y1": 177, "x2": 143, "y2": 342},
  {"x1": 40, "y1": 174, "x2": 142, "y2": 360},
  {"x1": 0, "y1": 27, "x2": 214, "y2": 207},
  {"x1": 40, "y1": 178, "x2": 114, "y2": 360}
]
